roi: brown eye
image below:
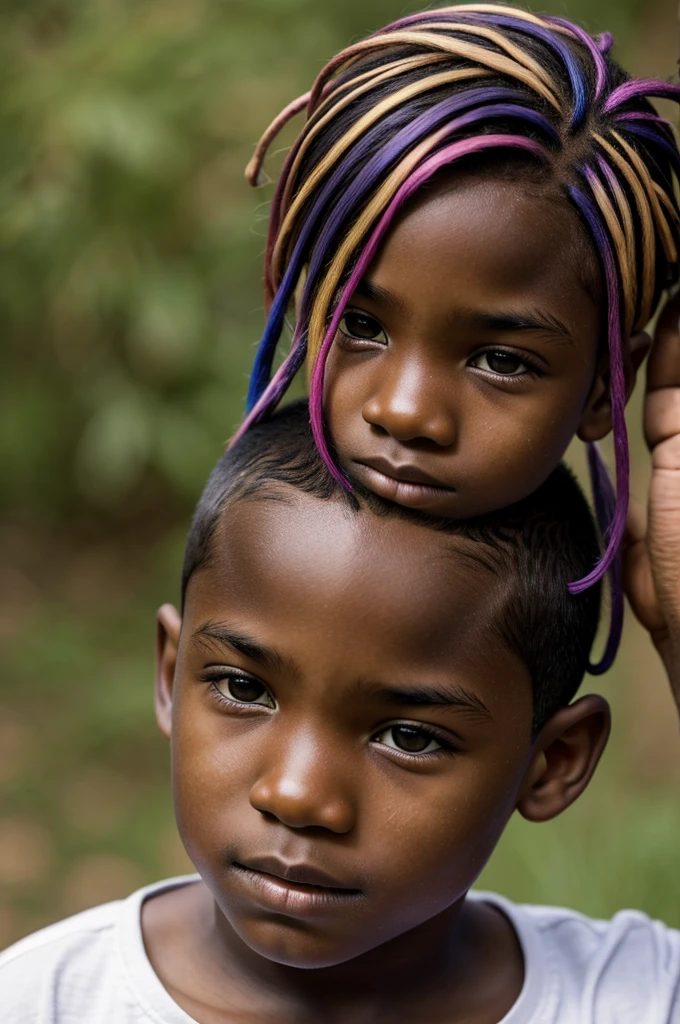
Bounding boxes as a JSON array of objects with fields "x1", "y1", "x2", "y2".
[
  {"x1": 375, "y1": 724, "x2": 441, "y2": 755},
  {"x1": 338, "y1": 310, "x2": 387, "y2": 344},
  {"x1": 471, "y1": 351, "x2": 527, "y2": 376},
  {"x1": 215, "y1": 674, "x2": 275, "y2": 708}
]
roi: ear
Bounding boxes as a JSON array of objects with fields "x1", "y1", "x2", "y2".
[
  {"x1": 516, "y1": 695, "x2": 611, "y2": 822},
  {"x1": 577, "y1": 332, "x2": 651, "y2": 443},
  {"x1": 155, "y1": 603, "x2": 182, "y2": 740}
]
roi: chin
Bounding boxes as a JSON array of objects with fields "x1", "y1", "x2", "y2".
[{"x1": 232, "y1": 915, "x2": 366, "y2": 970}]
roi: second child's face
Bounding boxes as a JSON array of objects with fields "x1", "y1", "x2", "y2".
[
  {"x1": 324, "y1": 178, "x2": 607, "y2": 518},
  {"x1": 165, "y1": 494, "x2": 537, "y2": 970}
]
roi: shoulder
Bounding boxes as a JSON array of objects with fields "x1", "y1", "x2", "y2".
[
  {"x1": 0, "y1": 875, "x2": 197, "y2": 1024},
  {"x1": 524, "y1": 900, "x2": 680, "y2": 967},
  {"x1": 484, "y1": 894, "x2": 680, "y2": 1022},
  {"x1": 0, "y1": 900, "x2": 122, "y2": 1022}
]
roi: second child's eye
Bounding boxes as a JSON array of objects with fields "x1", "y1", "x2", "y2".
[
  {"x1": 374, "y1": 724, "x2": 443, "y2": 755},
  {"x1": 469, "y1": 350, "x2": 536, "y2": 377},
  {"x1": 214, "y1": 674, "x2": 275, "y2": 708},
  {"x1": 338, "y1": 310, "x2": 388, "y2": 345}
]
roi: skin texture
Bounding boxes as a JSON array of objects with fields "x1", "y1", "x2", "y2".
[
  {"x1": 146, "y1": 492, "x2": 610, "y2": 1024},
  {"x1": 324, "y1": 177, "x2": 644, "y2": 518},
  {"x1": 624, "y1": 291, "x2": 680, "y2": 704}
]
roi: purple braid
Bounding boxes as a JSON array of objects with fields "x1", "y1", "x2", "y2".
[{"x1": 567, "y1": 180, "x2": 630, "y2": 594}]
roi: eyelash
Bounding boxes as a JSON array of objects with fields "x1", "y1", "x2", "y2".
[
  {"x1": 469, "y1": 347, "x2": 544, "y2": 380},
  {"x1": 199, "y1": 672, "x2": 459, "y2": 764},
  {"x1": 371, "y1": 721, "x2": 460, "y2": 762},
  {"x1": 337, "y1": 309, "x2": 387, "y2": 348},
  {"x1": 337, "y1": 310, "x2": 545, "y2": 380},
  {"x1": 199, "y1": 669, "x2": 275, "y2": 712}
]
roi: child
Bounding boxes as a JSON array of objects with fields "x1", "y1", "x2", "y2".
[
  {"x1": 2, "y1": 308, "x2": 680, "y2": 1023},
  {"x1": 235, "y1": 3, "x2": 680, "y2": 670}
]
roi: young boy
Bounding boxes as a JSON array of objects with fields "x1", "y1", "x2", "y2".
[{"x1": 2, "y1": 313, "x2": 679, "y2": 1023}]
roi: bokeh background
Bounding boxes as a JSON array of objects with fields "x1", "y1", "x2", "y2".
[{"x1": 2, "y1": 0, "x2": 680, "y2": 948}]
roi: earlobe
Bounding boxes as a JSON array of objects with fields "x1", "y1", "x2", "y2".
[
  {"x1": 577, "y1": 332, "x2": 651, "y2": 443},
  {"x1": 155, "y1": 604, "x2": 182, "y2": 740},
  {"x1": 517, "y1": 695, "x2": 611, "y2": 823}
]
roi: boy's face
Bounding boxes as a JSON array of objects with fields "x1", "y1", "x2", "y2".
[
  {"x1": 323, "y1": 177, "x2": 628, "y2": 518},
  {"x1": 160, "y1": 492, "x2": 543, "y2": 969}
]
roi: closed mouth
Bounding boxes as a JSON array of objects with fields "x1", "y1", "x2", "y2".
[
  {"x1": 354, "y1": 458, "x2": 455, "y2": 493},
  {"x1": 231, "y1": 858, "x2": 363, "y2": 913},
  {"x1": 233, "y1": 856, "x2": 360, "y2": 894}
]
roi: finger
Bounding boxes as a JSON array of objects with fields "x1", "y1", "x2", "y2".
[
  {"x1": 623, "y1": 492, "x2": 647, "y2": 549},
  {"x1": 644, "y1": 388, "x2": 680, "y2": 454},
  {"x1": 647, "y1": 290, "x2": 680, "y2": 392},
  {"x1": 622, "y1": 525, "x2": 666, "y2": 636}
]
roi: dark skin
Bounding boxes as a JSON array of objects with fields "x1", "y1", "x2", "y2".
[
  {"x1": 624, "y1": 291, "x2": 680, "y2": 705},
  {"x1": 145, "y1": 495, "x2": 611, "y2": 1024},
  {"x1": 324, "y1": 176, "x2": 648, "y2": 517}
]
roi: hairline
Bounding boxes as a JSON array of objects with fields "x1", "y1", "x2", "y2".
[{"x1": 182, "y1": 477, "x2": 532, "y2": 698}]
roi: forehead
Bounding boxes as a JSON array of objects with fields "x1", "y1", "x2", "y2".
[
  {"x1": 375, "y1": 175, "x2": 598, "y2": 312},
  {"x1": 186, "y1": 492, "x2": 532, "y2": 711}
]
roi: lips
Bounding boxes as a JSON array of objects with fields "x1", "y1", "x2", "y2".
[
  {"x1": 350, "y1": 457, "x2": 457, "y2": 511},
  {"x1": 231, "y1": 855, "x2": 363, "y2": 915},
  {"x1": 235, "y1": 855, "x2": 358, "y2": 892},
  {"x1": 356, "y1": 456, "x2": 452, "y2": 491}
]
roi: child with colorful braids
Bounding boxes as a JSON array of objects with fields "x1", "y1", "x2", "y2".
[{"x1": 236, "y1": 3, "x2": 680, "y2": 672}]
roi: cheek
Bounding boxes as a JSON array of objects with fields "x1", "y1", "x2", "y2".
[
  {"x1": 453, "y1": 359, "x2": 596, "y2": 486},
  {"x1": 367, "y1": 759, "x2": 522, "y2": 924},
  {"x1": 170, "y1": 695, "x2": 253, "y2": 861},
  {"x1": 323, "y1": 347, "x2": 373, "y2": 446}
]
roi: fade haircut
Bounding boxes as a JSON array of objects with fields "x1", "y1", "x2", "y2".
[
  {"x1": 183, "y1": 401, "x2": 602, "y2": 734},
  {"x1": 233, "y1": 4, "x2": 680, "y2": 674}
]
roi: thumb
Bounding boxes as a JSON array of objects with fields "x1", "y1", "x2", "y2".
[{"x1": 622, "y1": 494, "x2": 666, "y2": 637}]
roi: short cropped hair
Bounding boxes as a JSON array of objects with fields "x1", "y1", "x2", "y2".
[{"x1": 183, "y1": 401, "x2": 602, "y2": 734}]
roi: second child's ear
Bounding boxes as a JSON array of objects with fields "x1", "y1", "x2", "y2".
[
  {"x1": 577, "y1": 332, "x2": 651, "y2": 443},
  {"x1": 155, "y1": 604, "x2": 182, "y2": 740},
  {"x1": 516, "y1": 695, "x2": 611, "y2": 823}
]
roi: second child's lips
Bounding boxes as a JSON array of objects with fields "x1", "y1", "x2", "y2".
[
  {"x1": 352, "y1": 458, "x2": 456, "y2": 509},
  {"x1": 357, "y1": 456, "x2": 451, "y2": 489}
]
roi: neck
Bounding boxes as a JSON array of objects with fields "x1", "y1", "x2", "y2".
[{"x1": 190, "y1": 884, "x2": 520, "y2": 1023}]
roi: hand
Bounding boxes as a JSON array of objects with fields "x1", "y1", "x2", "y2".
[{"x1": 623, "y1": 293, "x2": 680, "y2": 703}]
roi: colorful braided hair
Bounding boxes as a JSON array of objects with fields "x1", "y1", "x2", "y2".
[{"x1": 235, "y1": 4, "x2": 680, "y2": 673}]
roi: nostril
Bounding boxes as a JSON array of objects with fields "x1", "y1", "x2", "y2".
[{"x1": 367, "y1": 421, "x2": 390, "y2": 437}]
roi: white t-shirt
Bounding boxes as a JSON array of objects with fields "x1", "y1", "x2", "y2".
[{"x1": 2, "y1": 875, "x2": 680, "y2": 1023}]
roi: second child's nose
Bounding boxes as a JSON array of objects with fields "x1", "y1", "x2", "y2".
[{"x1": 361, "y1": 363, "x2": 457, "y2": 447}]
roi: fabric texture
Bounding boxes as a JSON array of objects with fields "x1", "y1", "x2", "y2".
[{"x1": 2, "y1": 875, "x2": 679, "y2": 1023}]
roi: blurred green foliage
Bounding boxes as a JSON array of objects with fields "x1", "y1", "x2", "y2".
[{"x1": 1, "y1": 0, "x2": 680, "y2": 948}]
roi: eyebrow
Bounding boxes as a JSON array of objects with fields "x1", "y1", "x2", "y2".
[
  {"x1": 352, "y1": 279, "x2": 573, "y2": 346},
  {"x1": 191, "y1": 620, "x2": 295, "y2": 678},
  {"x1": 465, "y1": 308, "x2": 574, "y2": 345},
  {"x1": 353, "y1": 278, "x2": 406, "y2": 314},
  {"x1": 373, "y1": 682, "x2": 494, "y2": 724}
]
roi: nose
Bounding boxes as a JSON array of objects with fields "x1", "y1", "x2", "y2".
[
  {"x1": 249, "y1": 727, "x2": 356, "y2": 834},
  {"x1": 361, "y1": 356, "x2": 457, "y2": 447}
]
